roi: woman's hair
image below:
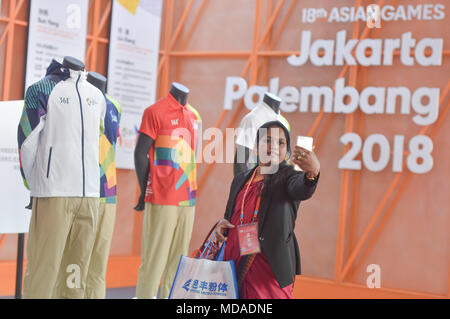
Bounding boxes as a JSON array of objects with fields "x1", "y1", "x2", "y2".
[{"x1": 255, "y1": 120, "x2": 293, "y2": 187}]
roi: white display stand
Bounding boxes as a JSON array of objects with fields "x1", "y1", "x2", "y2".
[
  {"x1": 0, "y1": 100, "x2": 32, "y2": 299},
  {"x1": 0, "y1": 100, "x2": 31, "y2": 234}
]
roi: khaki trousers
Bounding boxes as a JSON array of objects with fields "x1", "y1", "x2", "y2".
[
  {"x1": 23, "y1": 197, "x2": 99, "y2": 299},
  {"x1": 136, "y1": 203, "x2": 195, "y2": 299},
  {"x1": 84, "y1": 202, "x2": 116, "y2": 299},
  {"x1": 54, "y1": 202, "x2": 116, "y2": 299}
]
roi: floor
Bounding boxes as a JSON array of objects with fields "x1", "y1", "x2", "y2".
[{"x1": 0, "y1": 286, "x2": 137, "y2": 299}]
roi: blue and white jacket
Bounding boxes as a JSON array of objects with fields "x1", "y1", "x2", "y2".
[{"x1": 18, "y1": 60, "x2": 106, "y2": 198}]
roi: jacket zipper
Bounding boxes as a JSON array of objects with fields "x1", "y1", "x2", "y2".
[
  {"x1": 46, "y1": 147, "x2": 52, "y2": 178},
  {"x1": 75, "y1": 75, "x2": 86, "y2": 196}
]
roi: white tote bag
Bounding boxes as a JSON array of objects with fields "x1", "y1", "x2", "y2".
[{"x1": 169, "y1": 238, "x2": 238, "y2": 299}]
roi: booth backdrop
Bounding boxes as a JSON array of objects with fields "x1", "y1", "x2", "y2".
[{"x1": 0, "y1": 0, "x2": 448, "y2": 298}]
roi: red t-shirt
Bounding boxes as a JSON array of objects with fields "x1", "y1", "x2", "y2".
[{"x1": 139, "y1": 94, "x2": 199, "y2": 206}]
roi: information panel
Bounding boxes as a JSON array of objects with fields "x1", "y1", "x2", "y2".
[
  {"x1": 25, "y1": 0, "x2": 89, "y2": 89},
  {"x1": 107, "y1": 0, "x2": 163, "y2": 169}
]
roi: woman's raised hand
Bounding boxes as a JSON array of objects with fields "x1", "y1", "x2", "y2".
[{"x1": 291, "y1": 145, "x2": 320, "y2": 178}]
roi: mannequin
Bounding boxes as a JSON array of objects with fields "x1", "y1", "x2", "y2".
[
  {"x1": 87, "y1": 72, "x2": 107, "y2": 94},
  {"x1": 19, "y1": 57, "x2": 106, "y2": 299},
  {"x1": 135, "y1": 82, "x2": 200, "y2": 299},
  {"x1": 56, "y1": 70, "x2": 105, "y2": 298},
  {"x1": 25, "y1": 57, "x2": 87, "y2": 211},
  {"x1": 134, "y1": 82, "x2": 189, "y2": 211},
  {"x1": 63, "y1": 56, "x2": 85, "y2": 71},
  {"x1": 63, "y1": 71, "x2": 120, "y2": 299},
  {"x1": 234, "y1": 92, "x2": 282, "y2": 176}
]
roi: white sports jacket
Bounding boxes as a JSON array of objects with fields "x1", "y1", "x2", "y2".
[{"x1": 18, "y1": 60, "x2": 106, "y2": 198}]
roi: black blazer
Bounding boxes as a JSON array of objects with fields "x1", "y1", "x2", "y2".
[{"x1": 223, "y1": 161, "x2": 319, "y2": 288}]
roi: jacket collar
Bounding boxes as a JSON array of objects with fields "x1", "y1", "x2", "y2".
[
  {"x1": 45, "y1": 59, "x2": 86, "y2": 82},
  {"x1": 167, "y1": 92, "x2": 188, "y2": 110},
  {"x1": 259, "y1": 100, "x2": 280, "y2": 115},
  {"x1": 45, "y1": 59, "x2": 70, "y2": 80},
  {"x1": 228, "y1": 161, "x2": 289, "y2": 231}
]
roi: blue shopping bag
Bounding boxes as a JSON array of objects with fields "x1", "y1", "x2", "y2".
[{"x1": 168, "y1": 234, "x2": 238, "y2": 299}]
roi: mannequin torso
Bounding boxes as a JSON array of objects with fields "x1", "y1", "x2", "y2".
[
  {"x1": 26, "y1": 57, "x2": 87, "y2": 209},
  {"x1": 134, "y1": 82, "x2": 190, "y2": 210}
]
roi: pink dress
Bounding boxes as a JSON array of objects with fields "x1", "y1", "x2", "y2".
[{"x1": 224, "y1": 179, "x2": 294, "y2": 299}]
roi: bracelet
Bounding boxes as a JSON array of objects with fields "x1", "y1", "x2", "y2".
[{"x1": 305, "y1": 171, "x2": 319, "y2": 181}]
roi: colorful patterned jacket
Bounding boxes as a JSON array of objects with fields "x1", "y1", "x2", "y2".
[
  {"x1": 99, "y1": 94, "x2": 121, "y2": 203},
  {"x1": 18, "y1": 59, "x2": 106, "y2": 197}
]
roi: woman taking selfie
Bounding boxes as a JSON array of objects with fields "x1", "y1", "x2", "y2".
[{"x1": 215, "y1": 120, "x2": 320, "y2": 299}]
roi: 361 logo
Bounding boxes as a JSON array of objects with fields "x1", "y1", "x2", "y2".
[{"x1": 59, "y1": 97, "x2": 70, "y2": 104}]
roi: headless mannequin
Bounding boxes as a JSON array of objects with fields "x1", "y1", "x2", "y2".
[
  {"x1": 170, "y1": 82, "x2": 189, "y2": 106},
  {"x1": 233, "y1": 92, "x2": 282, "y2": 176},
  {"x1": 26, "y1": 57, "x2": 87, "y2": 210},
  {"x1": 87, "y1": 72, "x2": 107, "y2": 94},
  {"x1": 263, "y1": 92, "x2": 281, "y2": 113},
  {"x1": 134, "y1": 82, "x2": 189, "y2": 211}
]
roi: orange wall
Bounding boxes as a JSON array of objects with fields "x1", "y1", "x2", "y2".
[{"x1": 0, "y1": 0, "x2": 448, "y2": 298}]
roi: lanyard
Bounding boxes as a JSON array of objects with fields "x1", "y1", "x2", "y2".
[{"x1": 240, "y1": 168, "x2": 264, "y2": 225}]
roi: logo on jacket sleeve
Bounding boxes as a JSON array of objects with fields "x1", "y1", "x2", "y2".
[{"x1": 110, "y1": 110, "x2": 118, "y2": 123}]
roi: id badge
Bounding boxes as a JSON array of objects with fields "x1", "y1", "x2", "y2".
[{"x1": 237, "y1": 222, "x2": 261, "y2": 256}]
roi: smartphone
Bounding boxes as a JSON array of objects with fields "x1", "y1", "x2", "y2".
[{"x1": 294, "y1": 136, "x2": 313, "y2": 171}]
